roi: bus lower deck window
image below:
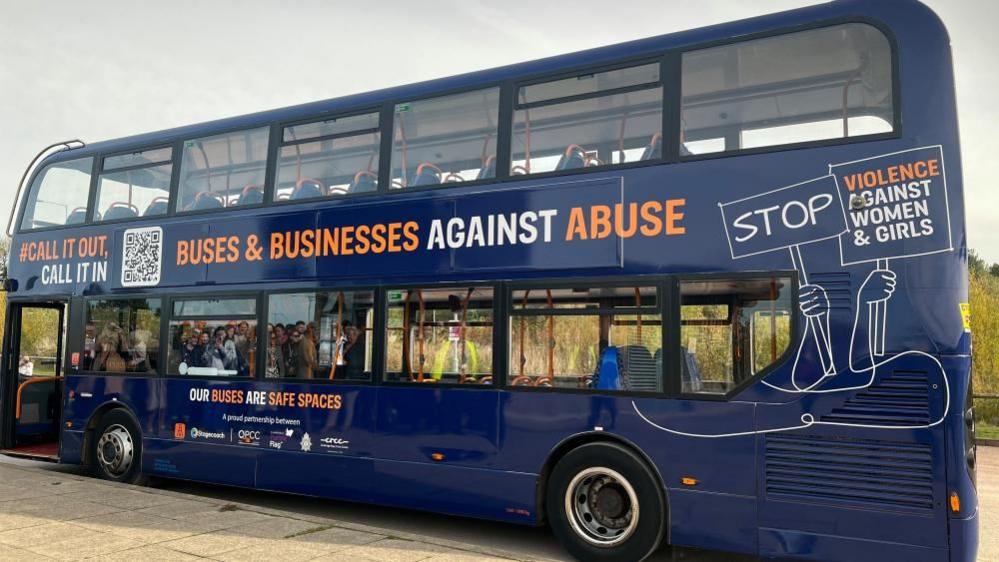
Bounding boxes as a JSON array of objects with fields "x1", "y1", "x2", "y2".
[
  {"x1": 84, "y1": 299, "x2": 162, "y2": 374},
  {"x1": 679, "y1": 277, "x2": 792, "y2": 394},
  {"x1": 267, "y1": 291, "x2": 375, "y2": 381},
  {"x1": 508, "y1": 285, "x2": 662, "y2": 392},
  {"x1": 168, "y1": 298, "x2": 258, "y2": 377},
  {"x1": 384, "y1": 287, "x2": 494, "y2": 384}
]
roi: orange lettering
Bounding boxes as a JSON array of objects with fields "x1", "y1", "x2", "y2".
[{"x1": 565, "y1": 207, "x2": 587, "y2": 241}]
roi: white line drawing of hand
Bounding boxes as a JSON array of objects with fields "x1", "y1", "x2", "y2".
[
  {"x1": 799, "y1": 284, "x2": 830, "y2": 318},
  {"x1": 860, "y1": 268, "x2": 896, "y2": 305}
]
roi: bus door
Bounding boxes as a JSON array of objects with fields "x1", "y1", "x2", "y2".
[{"x1": 0, "y1": 302, "x2": 66, "y2": 460}]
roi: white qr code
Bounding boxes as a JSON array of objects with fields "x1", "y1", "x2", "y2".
[{"x1": 121, "y1": 226, "x2": 163, "y2": 287}]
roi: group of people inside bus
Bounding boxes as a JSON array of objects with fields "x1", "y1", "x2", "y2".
[
  {"x1": 264, "y1": 320, "x2": 366, "y2": 379},
  {"x1": 84, "y1": 313, "x2": 367, "y2": 378},
  {"x1": 84, "y1": 321, "x2": 155, "y2": 373},
  {"x1": 172, "y1": 321, "x2": 255, "y2": 376}
]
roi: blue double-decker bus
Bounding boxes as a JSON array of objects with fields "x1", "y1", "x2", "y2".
[{"x1": 0, "y1": 1, "x2": 976, "y2": 560}]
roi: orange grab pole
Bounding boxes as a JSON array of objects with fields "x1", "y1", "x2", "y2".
[{"x1": 329, "y1": 291, "x2": 344, "y2": 380}]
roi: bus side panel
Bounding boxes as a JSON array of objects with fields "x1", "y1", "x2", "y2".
[
  {"x1": 757, "y1": 528, "x2": 947, "y2": 562},
  {"x1": 59, "y1": 429, "x2": 85, "y2": 465},
  {"x1": 667, "y1": 490, "x2": 757, "y2": 555},
  {"x1": 497, "y1": 392, "x2": 760, "y2": 552},
  {"x1": 253, "y1": 383, "x2": 379, "y2": 506},
  {"x1": 367, "y1": 459, "x2": 538, "y2": 523},
  {"x1": 754, "y1": 352, "x2": 950, "y2": 557}
]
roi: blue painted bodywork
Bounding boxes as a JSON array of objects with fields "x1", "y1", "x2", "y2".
[{"x1": 3, "y1": 1, "x2": 974, "y2": 560}]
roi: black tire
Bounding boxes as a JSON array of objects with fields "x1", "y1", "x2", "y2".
[
  {"x1": 90, "y1": 409, "x2": 146, "y2": 485},
  {"x1": 547, "y1": 442, "x2": 665, "y2": 562}
]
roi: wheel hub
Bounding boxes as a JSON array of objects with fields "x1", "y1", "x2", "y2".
[
  {"x1": 565, "y1": 467, "x2": 639, "y2": 547},
  {"x1": 96, "y1": 424, "x2": 134, "y2": 477}
]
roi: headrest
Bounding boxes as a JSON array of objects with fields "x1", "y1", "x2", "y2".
[
  {"x1": 192, "y1": 192, "x2": 224, "y2": 210},
  {"x1": 292, "y1": 179, "x2": 324, "y2": 200},
  {"x1": 239, "y1": 185, "x2": 264, "y2": 205},
  {"x1": 143, "y1": 197, "x2": 169, "y2": 217},
  {"x1": 349, "y1": 171, "x2": 377, "y2": 193},
  {"x1": 411, "y1": 163, "x2": 442, "y2": 187},
  {"x1": 103, "y1": 202, "x2": 139, "y2": 221}
]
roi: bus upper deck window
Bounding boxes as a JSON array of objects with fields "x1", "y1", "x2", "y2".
[
  {"x1": 390, "y1": 88, "x2": 500, "y2": 189},
  {"x1": 680, "y1": 23, "x2": 894, "y2": 155},
  {"x1": 511, "y1": 63, "x2": 663, "y2": 176},
  {"x1": 95, "y1": 147, "x2": 173, "y2": 222},
  {"x1": 178, "y1": 127, "x2": 269, "y2": 212},
  {"x1": 19, "y1": 157, "x2": 93, "y2": 231},
  {"x1": 275, "y1": 112, "x2": 381, "y2": 201}
]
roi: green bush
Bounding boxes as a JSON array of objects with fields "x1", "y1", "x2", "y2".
[{"x1": 972, "y1": 264, "x2": 999, "y2": 426}]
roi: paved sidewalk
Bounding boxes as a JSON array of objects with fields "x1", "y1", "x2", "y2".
[
  {"x1": 0, "y1": 463, "x2": 543, "y2": 561},
  {"x1": 1, "y1": 448, "x2": 996, "y2": 561},
  {"x1": 978, "y1": 445, "x2": 998, "y2": 562}
]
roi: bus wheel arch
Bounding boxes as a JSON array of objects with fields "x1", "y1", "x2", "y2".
[
  {"x1": 82, "y1": 403, "x2": 145, "y2": 484},
  {"x1": 536, "y1": 432, "x2": 669, "y2": 560}
]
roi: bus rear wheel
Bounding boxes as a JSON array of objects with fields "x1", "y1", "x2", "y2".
[
  {"x1": 547, "y1": 442, "x2": 664, "y2": 562},
  {"x1": 91, "y1": 409, "x2": 145, "y2": 485}
]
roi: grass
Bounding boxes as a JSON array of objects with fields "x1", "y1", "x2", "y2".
[{"x1": 977, "y1": 423, "x2": 999, "y2": 441}]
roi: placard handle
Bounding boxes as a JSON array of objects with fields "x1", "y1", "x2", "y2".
[
  {"x1": 872, "y1": 258, "x2": 889, "y2": 357},
  {"x1": 791, "y1": 245, "x2": 835, "y2": 375}
]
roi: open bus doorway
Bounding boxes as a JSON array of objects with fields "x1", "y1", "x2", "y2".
[{"x1": 0, "y1": 302, "x2": 65, "y2": 461}]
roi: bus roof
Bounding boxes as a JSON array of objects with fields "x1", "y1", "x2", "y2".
[{"x1": 32, "y1": 0, "x2": 942, "y2": 166}]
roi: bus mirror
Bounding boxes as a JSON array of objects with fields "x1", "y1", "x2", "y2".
[{"x1": 4, "y1": 278, "x2": 17, "y2": 292}]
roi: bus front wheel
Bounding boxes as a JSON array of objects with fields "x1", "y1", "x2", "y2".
[
  {"x1": 547, "y1": 442, "x2": 665, "y2": 562},
  {"x1": 91, "y1": 409, "x2": 145, "y2": 485}
]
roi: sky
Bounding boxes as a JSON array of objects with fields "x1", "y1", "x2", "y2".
[{"x1": 0, "y1": 0, "x2": 996, "y2": 260}]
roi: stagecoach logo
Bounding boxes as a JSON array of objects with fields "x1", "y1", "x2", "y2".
[
  {"x1": 300, "y1": 432, "x2": 312, "y2": 452},
  {"x1": 189, "y1": 427, "x2": 225, "y2": 441},
  {"x1": 319, "y1": 436, "x2": 350, "y2": 453}
]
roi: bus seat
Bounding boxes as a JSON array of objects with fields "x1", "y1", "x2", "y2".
[
  {"x1": 681, "y1": 346, "x2": 703, "y2": 393},
  {"x1": 556, "y1": 145, "x2": 587, "y2": 170},
  {"x1": 477, "y1": 156, "x2": 496, "y2": 180},
  {"x1": 593, "y1": 346, "x2": 620, "y2": 391},
  {"x1": 16, "y1": 377, "x2": 58, "y2": 426},
  {"x1": 238, "y1": 185, "x2": 264, "y2": 205},
  {"x1": 103, "y1": 202, "x2": 139, "y2": 221},
  {"x1": 291, "y1": 179, "x2": 324, "y2": 200},
  {"x1": 143, "y1": 197, "x2": 169, "y2": 217},
  {"x1": 412, "y1": 163, "x2": 442, "y2": 187},
  {"x1": 349, "y1": 171, "x2": 377, "y2": 193},
  {"x1": 191, "y1": 192, "x2": 224, "y2": 210},
  {"x1": 620, "y1": 345, "x2": 658, "y2": 392},
  {"x1": 66, "y1": 207, "x2": 88, "y2": 225},
  {"x1": 641, "y1": 133, "x2": 662, "y2": 161}
]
